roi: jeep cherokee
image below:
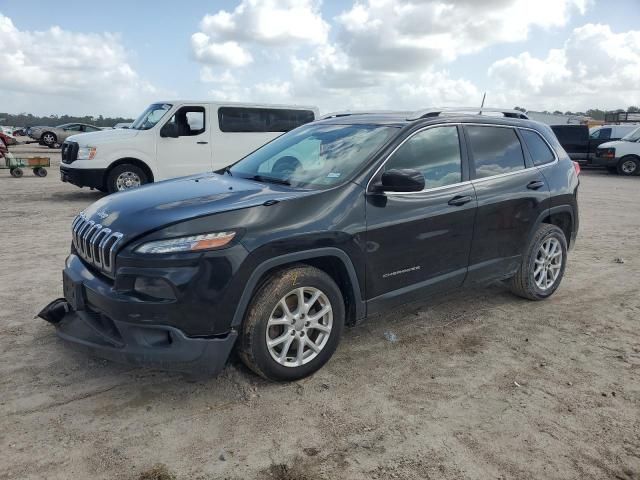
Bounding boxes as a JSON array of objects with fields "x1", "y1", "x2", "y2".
[{"x1": 39, "y1": 108, "x2": 580, "y2": 381}]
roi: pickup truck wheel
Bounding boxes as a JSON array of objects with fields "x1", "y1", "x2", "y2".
[
  {"x1": 238, "y1": 265, "x2": 345, "y2": 381},
  {"x1": 509, "y1": 224, "x2": 567, "y2": 301},
  {"x1": 617, "y1": 156, "x2": 639, "y2": 176},
  {"x1": 106, "y1": 164, "x2": 148, "y2": 193}
]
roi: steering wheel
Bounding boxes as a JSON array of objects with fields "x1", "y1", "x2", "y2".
[{"x1": 272, "y1": 156, "x2": 302, "y2": 175}]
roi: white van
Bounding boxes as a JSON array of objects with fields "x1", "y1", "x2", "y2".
[
  {"x1": 589, "y1": 124, "x2": 639, "y2": 141},
  {"x1": 60, "y1": 101, "x2": 319, "y2": 193}
]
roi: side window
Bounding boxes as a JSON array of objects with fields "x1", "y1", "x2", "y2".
[
  {"x1": 384, "y1": 126, "x2": 462, "y2": 189},
  {"x1": 218, "y1": 107, "x2": 315, "y2": 133},
  {"x1": 165, "y1": 106, "x2": 206, "y2": 137},
  {"x1": 598, "y1": 128, "x2": 612, "y2": 139},
  {"x1": 64, "y1": 124, "x2": 82, "y2": 131},
  {"x1": 466, "y1": 126, "x2": 525, "y2": 178},
  {"x1": 520, "y1": 129, "x2": 556, "y2": 166},
  {"x1": 85, "y1": 126, "x2": 100, "y2": 132}
]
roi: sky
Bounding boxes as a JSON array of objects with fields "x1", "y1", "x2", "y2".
[{"x1": 1, "y1": 0, "x2": 639, "y2": 118}]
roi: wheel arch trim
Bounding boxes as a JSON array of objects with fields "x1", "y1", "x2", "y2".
[{"x1": 230, "y1": 247, "x2": 365, "y2": 328}]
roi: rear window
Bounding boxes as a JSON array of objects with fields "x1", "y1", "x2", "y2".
[
  {"x1": 520, "y1": 129, "x2": 555, "y2": 166},
  {"x1": 218, "y1": 107, "x2": 315, "y2": 133},
  {"x1": 466, "y1": 126, "x2": 526, "y2": 178}
]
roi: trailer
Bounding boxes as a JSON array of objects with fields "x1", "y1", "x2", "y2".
[{"x1": 1, "y1": 155, "x2": 50, "y2": 177}]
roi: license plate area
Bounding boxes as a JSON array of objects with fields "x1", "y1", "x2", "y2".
[{"x1": 63, "y1": 270, "x2": 86, "y2": 311}]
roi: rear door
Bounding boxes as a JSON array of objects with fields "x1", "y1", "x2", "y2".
[
  {"x1": 464, "y1": 124, "x2": 550, "y2": 284},
  {"x1": 156, "y1": 104, "x2": 212, "y2": 179},
  {"x1": 365, "y1": 125, "x2": 477, "y2": 310}
]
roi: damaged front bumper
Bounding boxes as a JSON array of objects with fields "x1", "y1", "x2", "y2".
[{"x1": 38, "y1": 255, "x2": 237, "y2": 375}]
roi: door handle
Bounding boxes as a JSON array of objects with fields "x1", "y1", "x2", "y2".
[
  {"x1": 197, "y1": 141, "x2": 208, "y2": 144},
  {"x1": 527, "y1": 180, "x2": 545, "y2": 190},
  {"x1": 448, "y1": 195, "x2": 472, "y2": 206}
]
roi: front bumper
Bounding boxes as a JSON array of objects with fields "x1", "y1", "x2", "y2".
[
  {"x1": 38, "y1": 253, "x2": 240, "y2": 374},
  {"x1": 60, "y1": 165, "x2": 106, "y2": 189}
]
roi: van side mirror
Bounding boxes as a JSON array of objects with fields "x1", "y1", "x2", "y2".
[
  {"x1": 160, "y1": 123, "x2": 179, "y2": 138},
  {"x1": 373, "y1": 169, "x2": 425, "y2": 193}
]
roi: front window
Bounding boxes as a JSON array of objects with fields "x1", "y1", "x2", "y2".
[
  {"x1": 131, "y1": 103, "x2": 173, "y2": 131},
  {"x1": 230, "y1": 124, "x2": 397, "y2": 188},
  {"x1": 621, "y1": 126, "x2": 640, "y2": 142}
]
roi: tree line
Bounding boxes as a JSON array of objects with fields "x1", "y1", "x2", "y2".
[
  {"x1": 0, "y1": 113, "x2": 135, "y2": 128},
  {"x1": 513, "y1": 106, "x2": 640, "y2": 120}
]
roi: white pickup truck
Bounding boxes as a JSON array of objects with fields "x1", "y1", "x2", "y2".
[
  {"x1": 592, "y1": 126, "x2": 640, "y2": 175},
  {"x1": 59, "y1": 101, "x2": 319, "y2": 192}
]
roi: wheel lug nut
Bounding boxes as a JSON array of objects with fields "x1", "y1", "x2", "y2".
[
  {"x1": 305, "y1": 321, "x2": 310, "y2": 327},
  {"x1": 291, "y1": 330, "x2": 295, "y2": 336},
  {"x1": 300, "y1": 332, "x2": 305, "y2": 337}
]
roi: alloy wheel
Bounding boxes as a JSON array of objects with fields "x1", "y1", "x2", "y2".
[
  {"x1": 533, "y1": 237, "x2": 563, "y2": 290},
  {"x1": 265, "y1": 287, "x2": 333, "y2": 367}
]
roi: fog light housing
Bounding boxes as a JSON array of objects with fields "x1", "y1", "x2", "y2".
[{"x1": 134, "y1": 277, "x2": 176, "y2": 300}]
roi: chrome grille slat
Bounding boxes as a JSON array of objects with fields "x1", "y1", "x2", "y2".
[{"x1": 70, "y1": 212, "x2": 124, "y2": 277}]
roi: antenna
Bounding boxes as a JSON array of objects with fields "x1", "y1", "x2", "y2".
[{"x1": 479, "y1": 92, "x2": 486, "y2": 114}]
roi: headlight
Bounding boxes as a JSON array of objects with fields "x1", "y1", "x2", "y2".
[
  {"x1": 135, "y1": 231, "x2": 236, "y2": 254},
  {"x1": 77, "y1": 146, "x2": 97, "y2": 160}
]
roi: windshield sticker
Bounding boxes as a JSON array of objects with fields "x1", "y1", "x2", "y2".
[{"x1": 327, "y1": 172, "x2": 341, "y2": 178}]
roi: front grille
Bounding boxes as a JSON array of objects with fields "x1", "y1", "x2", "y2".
[
  {"x1": 61, "y1": 141, "x2": 79, "y2": 164},
  {"x1": 71, "y1": 212, "x2": 124, "y2": 277}
]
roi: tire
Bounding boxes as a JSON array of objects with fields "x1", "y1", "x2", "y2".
[
  {"x1": 41, "y1": 132, "x2": 57, "y2": 147},
  {"x1": 34, "y1": 167, "x2": 47, "y2": 177},
  {"x1": 617, "y1": 156, "x2": 640, "y2": 176},
  {"x1": 10, "y1": 168, "x2": 23, "y2": 178},
  {"x1": 106, "y1": 163, "x2": 148, "y2": 193},
  {"x1": 509, "y1": 224, "x2": 567, "y2": 301},
  {"x1": 238, "y1": 264, "x2": 345, "y2": 381}
]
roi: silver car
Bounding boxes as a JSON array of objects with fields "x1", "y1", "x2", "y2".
[{"x1": 29, "y1": 123, "x2": 102, "y2": 148}]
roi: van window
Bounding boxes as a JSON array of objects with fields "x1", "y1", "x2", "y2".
[
  {"x1": 384, "y1": 126, "x2": 462, "y2": 189},
  {"x1": 590, "y1": 128, "x2": 611, "y2": 140},
  {"x1": 467, "y1": 126, "x2": 526, "y2": 178},
  {"x1": 165, "y1": 106, "x2": 206, "y2": 136},
  {"x1": 520, "y1": 129, "x2": 555, "y2": 166},
  {"x1": 218, "y1": 107, "x2": 315, "y2": 133}
]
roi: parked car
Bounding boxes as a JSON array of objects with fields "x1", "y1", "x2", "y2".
[
  {"x1": 12, "y1": 127, "x2": 26, "y2": 136},
  {"x1": 113, "y1": 122, "x2": 133, "y2": 129},
  {"x1": 593, "y1": 126, "x2": 640, "y2": 175},
  {"x1": 39, "y1": 108, "x2": 580, "y2": 381},
  {"x1": 0, "y1": 131, "x2": 18, "y2": 146},
  {"x1": 59, "y1": 101, "x2": 319, "y2": 193},
  {"x1": 551, "y1": 124, "x2": 639, "y2": 165},
  {"x1": 29, "y1": 123, "x2": 103, "y2": 148}
]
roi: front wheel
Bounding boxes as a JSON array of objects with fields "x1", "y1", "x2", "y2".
[
  {"x1": 509, "y1": 224, "x2": 567, "y2": 300},
  {"x1": 617, "y1": 156, "x2": 640, "y2": 176},
  {"x1": 106, "y1": 164, "x2": 149, "y2": 193},
  {"x1": 238, "y1": 265, "x2": 345, "y2": 381},
  {"x1": 41, "y1": 132, "x2": 57, "y2": 147}
]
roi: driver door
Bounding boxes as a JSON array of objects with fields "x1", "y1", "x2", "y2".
[{"x1": 156, "y1": 105, "x2": 212, "y2": 180}]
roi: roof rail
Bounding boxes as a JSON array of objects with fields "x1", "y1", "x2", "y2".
[
  {"x1": 407, "y1": 107, "x2": 529, "y2": 121},
  {"x1": 320, "y1": 110, "x2": 409, "y2": 120}
]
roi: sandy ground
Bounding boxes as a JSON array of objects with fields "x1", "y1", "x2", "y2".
[{"x1": 1, "y1": 143, "x2": 639, "y2": 480}]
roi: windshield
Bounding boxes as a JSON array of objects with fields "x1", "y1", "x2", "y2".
[
  {"x1": 130, "y1": 103, "x2": 172, "y2": 130},
  {"x1": 229, "y1": 124, "x2": 397, "y2": 188},
  {"x1": 621, "y1": 126, "x2": 640, "y2": 142}
]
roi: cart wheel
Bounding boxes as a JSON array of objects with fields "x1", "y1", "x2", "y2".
[
  {"x1": 34, "y1": 167, "x2": 48, "y2": 177},
  {"x1": 10, "y1": 168, "x2": 24, "y2": 178}
]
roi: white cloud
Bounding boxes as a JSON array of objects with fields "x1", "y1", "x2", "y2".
[
  {"x1": 489, "y1": 23, "x2": 640, "y2": 110},
  {"x1": 192, "y1": 0, "x2": 328, "y2": 68},
  {"x1": 0, "y1": 13, "x2": 165, "y2": 116}
]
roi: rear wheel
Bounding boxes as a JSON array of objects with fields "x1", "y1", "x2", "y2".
[
  {"x1": 509, "y1": 224, "x2": 567, "y2": 300},
  {"x1": 617, "y1": 156, "x2": 639, "y2": 176},
  {"x1": 34, "y1": 167, "x2": 47, "y2": 177},
  {"x1": 106, "y1": 164, "x2": 148, "y2": 193},
  {"x1": 238, "y1": 265, "x2": 345, "y2": 381},
  {"x1": 10, "y1": 168, "x2": 23, "y2": 178}
]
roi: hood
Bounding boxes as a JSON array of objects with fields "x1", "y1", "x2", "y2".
[
  {"x1": 81, "y1": 173, "x2": 312, "y2": 239},
  {"x1": 67, "y1": 128, "x2": 140, "y2": 145},
  {"x1": 597, "y1": 140, "x2": 625, "y2": 149}
]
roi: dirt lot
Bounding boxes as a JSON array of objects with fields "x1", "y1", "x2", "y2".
[{"x1": 1, "y1": 144, "x2": 639, "y2": 480}]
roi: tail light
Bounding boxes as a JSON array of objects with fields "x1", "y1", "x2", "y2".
[{"x1": 572, "y1": 161, "x2": 581, "y2": 176}]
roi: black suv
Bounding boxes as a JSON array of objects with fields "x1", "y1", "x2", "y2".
[{"x1": 39, "y1": 108, "x2": 580, "y2": 381}]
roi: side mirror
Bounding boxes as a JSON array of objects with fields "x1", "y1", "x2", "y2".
[
  {"x1": 373, "y1": 169, "x2": 425, "y2": 193},
  {"x1": 160, "y1": 123, "x2": 179, "y2": 138}
]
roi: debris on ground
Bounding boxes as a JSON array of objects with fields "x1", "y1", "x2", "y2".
[
  {"x1": 614, "y1": 257, "x2": 625, "y2": 264},
  {"x1": 137, "y1": 464, "x2": 176, "y2": 480},
  {"x1": 383, "y1": 331, "x2": 398, "y2": 342}
]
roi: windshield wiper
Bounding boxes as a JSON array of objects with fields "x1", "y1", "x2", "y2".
[{"x1": 249, "y1": 175, "x2": 291, "y2": 186}]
